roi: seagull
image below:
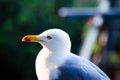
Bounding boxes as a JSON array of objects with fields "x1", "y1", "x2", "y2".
[{"x1": 22, "y1": 29, "x2": 110, "y2": 80}]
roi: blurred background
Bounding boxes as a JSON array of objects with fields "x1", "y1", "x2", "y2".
[{"x1": 0, "y1": 0, "x2": 120, "y2": 80}]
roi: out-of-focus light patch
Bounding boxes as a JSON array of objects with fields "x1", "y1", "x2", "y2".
[
  {"x1": 18, "y1": 12, "x2": 28, "y2": 23},
  {"x1": 58, "y1": 7, "x2": 69, "y2": 17},
  {"x1": 109, "y1": 52, "x2": 119, "y2": 64},
  {"x1": 3, "y1": 19, "x2": 13, "y2": 31},
  {"x1": 97, "y1": 0, "x2": 110, "y2": 13},
  {"x1": 92, "y1": 15, "x2": 104, "y2": 27}
]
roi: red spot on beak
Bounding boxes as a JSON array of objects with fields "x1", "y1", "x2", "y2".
[{"x1": 24, "y1": 37, "x2": 31, "y2": 42}]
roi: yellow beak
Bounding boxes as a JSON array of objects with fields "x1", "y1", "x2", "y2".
[{"x1": 22, "y1": 35, "x2": 41, "y2": 43}]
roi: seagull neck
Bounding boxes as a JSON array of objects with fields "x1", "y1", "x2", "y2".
[
  {"x1": 42, "y1": 45, "x2": 71, "y2": 53},
  {"x1": 43, "y1": 46, "x2": 70, "y2": 55},
  {"x1": 42, "y1": 47, "x2": 70, "y2": 66}
]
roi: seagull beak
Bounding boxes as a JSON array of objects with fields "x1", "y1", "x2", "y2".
[{"x1": 22, "y1": 35, "x2": 41, "y2": 43}]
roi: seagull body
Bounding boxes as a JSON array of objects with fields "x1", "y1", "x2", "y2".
[{"x1": 22, "y1": 29, "x2": 110, "y2": 80}]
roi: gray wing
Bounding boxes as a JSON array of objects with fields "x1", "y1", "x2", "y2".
[
  {"x1": 53, "y1": 54, "x2": 110, "y2": 80},
  {"x1": 57, "y1": 65, "x2": 86, "y2": 80}
]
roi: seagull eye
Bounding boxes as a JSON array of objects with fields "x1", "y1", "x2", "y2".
[{"x1": 46, "y1": 36, "x2": 52, "y2": 40}]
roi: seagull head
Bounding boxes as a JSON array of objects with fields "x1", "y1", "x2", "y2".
[{"x1": 22, "y1": 29, "x2": 71, "y2": 52}]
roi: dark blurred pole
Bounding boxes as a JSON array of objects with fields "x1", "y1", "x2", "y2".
[
  {"x1": 109, "y1": 0, "x2": 116, "y2": 6},
  {"x1": 107, "y1": 0, "x2": 116, "y2": 53}
]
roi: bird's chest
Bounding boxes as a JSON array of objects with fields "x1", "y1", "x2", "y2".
[
  {"x1": 36, "y1": 62, "x2": 50, "y2": 80},
  {"x1": 35, "y1": 52, "x2": 59, "y2": 80},
  {"x1": 35, "y1": 53, "x2": 50, "y2": 80}
]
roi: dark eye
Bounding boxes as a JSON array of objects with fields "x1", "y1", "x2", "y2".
[{"x1": 47, "y1": 36, "x2": 52, "y2": 40}]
